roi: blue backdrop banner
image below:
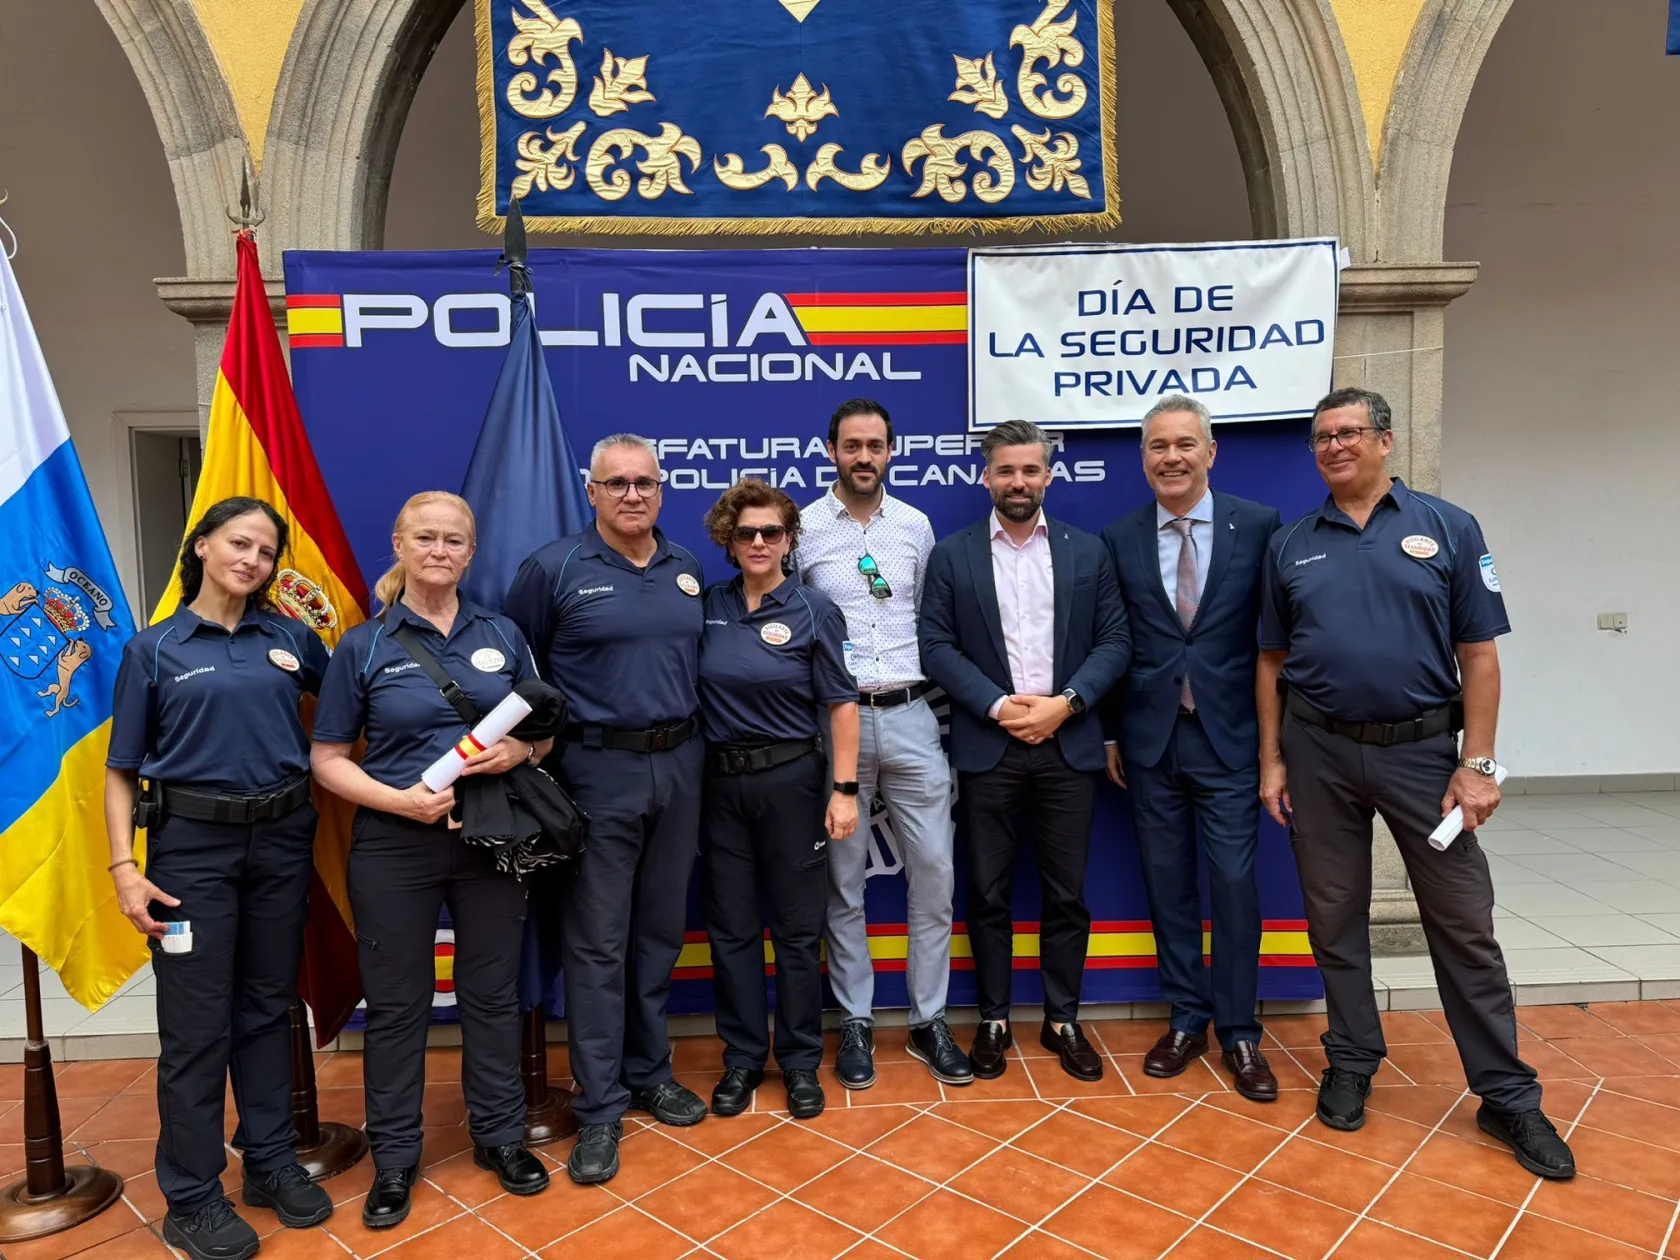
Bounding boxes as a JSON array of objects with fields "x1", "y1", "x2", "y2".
[
  {"x1": 282, "y1": 246, "x2": 1323, "y2": 1016},
  {"x1": 475, "y1": 0, "x2": 1118, "y2": 235}
]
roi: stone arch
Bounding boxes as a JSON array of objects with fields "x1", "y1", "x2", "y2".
[{"x1": 1376, "y1": 0, "x2": 1515, "y2": 262}]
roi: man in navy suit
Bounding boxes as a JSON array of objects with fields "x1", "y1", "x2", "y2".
[
  {"x1": 919, "y1": 420, "x2": 1130, "y2": 1082},
  {"x1": 1101, "y1": 395, "x2": 1282, "y2": 1102}
]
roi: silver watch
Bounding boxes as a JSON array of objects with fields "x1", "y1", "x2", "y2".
[{"x1": 1458, "y1": 757, "x2": 1498, "y2": 777}]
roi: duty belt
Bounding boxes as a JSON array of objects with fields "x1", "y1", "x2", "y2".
[
  {"x1": 157, "y1": 775, "x2": 313, "y2": 825},
  {"x1": 858, "y1": 682, "x2": 927, "y2": 709},
  {"x1": 1286, "y1": 691, "x2": 1458, "y2": 747},
  {"x1": 707, "y1": 738, "x2": 819, "y2": 776},
  {"x1": 563, "y1": 715, "x2": 699, "y2": 753}
]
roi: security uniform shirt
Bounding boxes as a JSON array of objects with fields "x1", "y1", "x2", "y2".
[
  {"x1": 313, "y1": 598, "x2": 537, "y2": 788},
  {"x1": 503, "y1": 524, "x2": 704, "y2": 730},
  {"x1": 108, "y1": 605, "x2": 330, "y2": 792},
  {"x1": 698, "y1": 574, "x2": 855, "y2": 746},
  {"x1": 1261, "y1": 478, "x2": 1508, "y2": 723}
]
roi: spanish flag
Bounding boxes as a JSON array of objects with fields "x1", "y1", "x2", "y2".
[{"x1": 153, "y1": 231, "x2": 369, "y2": 1044}]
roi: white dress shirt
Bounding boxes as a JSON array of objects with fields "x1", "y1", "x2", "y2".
[
  {"x1": 985, "y1": 509, "x2": 1055, "y2": 718},
  {"x1": 1157, "y1": 487, "x2": 1214, "y2": 605},
  {"x1": 799, "y1": 488, "x2": 934, "y2": 691}
]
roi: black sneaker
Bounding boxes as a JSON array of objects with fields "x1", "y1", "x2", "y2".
[
  {"x1": 162, "y1": 1196, "x2": 259, "y2": 1260},
  {"x1": 629, "y1": 1078, "x2": 708, "y2": 1126},
  {"x1": 1316, "y1": 1066, "x2": 1372, "y2": 1131},
  {"x1": 568, "y1": 1121, "x2": 623, "y2": 1185},
  {"x1": 1477, "y1": 1104, "x2": 1576, "y2": 1179},
  {"x1": 908, "y1": 1018, "x2": 974, "y2": 1086},
  {"x1": 836, "y1": 1020, "x2": 876, "y2": 1090},
  {"x1": 242, "y1": 1161, "x2": 333, "y2": 1228}
]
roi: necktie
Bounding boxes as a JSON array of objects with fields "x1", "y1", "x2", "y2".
[{"x1": 1169, "y1": 517, "x2": 1198, "y2": 711}]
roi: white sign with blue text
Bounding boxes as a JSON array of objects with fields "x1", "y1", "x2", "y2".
[{"x1": 968, "y1": 239, "x2": 1341, "y2": 431}]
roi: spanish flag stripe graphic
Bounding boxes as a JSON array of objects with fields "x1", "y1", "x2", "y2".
[
  {"x1": 783, "y1": 291, "x2": 967, "y2": 307},
  {"x1": 806, "y1": 331, "x2": 969, "y2": 347},
  {"x1": 284, "y1": 294, "x2": 343, "y2": 308},
  {"x1": 793, "y1": 305, "x2": 967, "y2": 334},
  {"x1": 284, "y1": 307, "x2": 344, "y2": 338},
  {"x1": 287, "y1": 334, "x2": 346, "y2": 350}
]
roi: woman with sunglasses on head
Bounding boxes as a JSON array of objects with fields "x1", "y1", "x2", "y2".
[
  {"x1": 105, "y1": 496, "x2": 335, "y2": 1260},
  {"x1": 698, "y1": 480, "x2": 860, "y2": 1120}
]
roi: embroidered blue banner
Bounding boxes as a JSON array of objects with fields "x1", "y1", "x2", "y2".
[{"x1": 476, "y1": 0, "x2": 1118, "y2": 235}]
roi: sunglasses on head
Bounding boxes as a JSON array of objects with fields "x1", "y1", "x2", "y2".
[
  {"x1": 731, "y1": 524, "x2": 789, "y2": 545},
  {"x1": 857, "y1": 554, "x2": 892, "y2": 599}
]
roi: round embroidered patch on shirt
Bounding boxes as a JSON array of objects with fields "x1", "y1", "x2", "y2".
[
  {"x1": 760, "y1": 622, "x2": 792, "y2": 646},
  {"x1": 267, "y1": 649, "x2": 300, "y2": 672},
  {"x1": 676, "y1": 573, "x2": 700, "y2": 596},
  {"x1": 471, "y1": 647, "x2": 506, "y2": 673},
  {"x1": 1400, "y1": 535, "x2": 1440, "y2": 559}
]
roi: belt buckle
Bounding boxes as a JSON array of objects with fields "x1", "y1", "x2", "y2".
[
  {"x1": 725, "y1": 749, "x2": 746, "y2": 774},
  {"x1": 648, "y1": 727, "x2": 671, "y2": 752}
]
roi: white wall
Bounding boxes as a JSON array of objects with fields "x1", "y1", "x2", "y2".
[{"x1": 1443, "y1": 0, "x2": 1680, "y2": 776}]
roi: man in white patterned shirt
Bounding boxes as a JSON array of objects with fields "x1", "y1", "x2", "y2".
[{"x1": 799, "y1": 399, "x2": 973, "y2": 1088}]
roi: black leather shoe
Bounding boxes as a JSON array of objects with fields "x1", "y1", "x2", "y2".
[
  {"x1": 1144, "y1": 1029, "x2": 1209, "y2": 1078},
  {"x1": 783, "y1": 1068, "x2": 826, "y2": 1119},
  {"x1": 970, "y1": 1021, "x2": 1013, "y2": 1080},
  {"x1": 1221, "y1": 1042, "x2": 1279, "y2": 1103},
  {"x1": 629, "y1": 1078, "x2": 708, "y2": 1126},
  {"x1": 361, "y1": 1166, "x2": 418, "y2": 1229},
  {"x1": 1040, "y1": 1019, "x2": 1103, "y2": 1081},
  {"x1": 711, "y1": 1067, "x2": 764, "y2": 1117},
  {"x1": 162, "y1": 1197, "x2": 259, "y2": 1260},
  {"x1": 1477, "y1": 1104, "x2": 1576, "y2": 1179},
  {"x1": 474, "y1": 1141, "x2": 550, "y2": 1195},
  {"x1": 567, "y1": 1121, "x2": 622, "y2": 1185},
  {"x1": 242, "y1": 1161, "x2": 333, "y2": 1227},
  {"x1": 909, "y1": 1018, "x2": 974, "y2": 1085},
  {"x1": 836, "y1": 1020, "x2": 876, "y2": 1090},
  {"x1": 1316, "y1": 1067, "x2": 1372, "y2": 1131}
]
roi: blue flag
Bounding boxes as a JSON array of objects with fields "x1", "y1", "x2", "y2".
[{"x1": 1670, "y1": 0, "x2": 1680, "y2": 53}]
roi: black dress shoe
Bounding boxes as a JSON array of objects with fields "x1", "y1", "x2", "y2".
[
  {"x1": 629, "y1": 1078, "x2": 708, "y2": 1126},
  {"x1": 1316, "y1": 1067, "x2": 1372, "y2": 1131},
  {"x1": 909, "y1": 1018, "x2": 974, "y2": 1085},
  {"x1": 1143, "y1": 1029, "x2": 1208, "y2": 1078},
  {"x1": 711, "y1": 1067, "x2": 764, "y2": 1117},
  {"x1": 783, "y1": 1068, "x2": 825, "y2": 1119},
  {"x1": 362, "y1": 1166, "x2": 418, "y2": 1229},
  {"x1": 970, "y1": 1021, "x2": 1013, "y2": 1080},
  {"x1": 242, "y1": 1162, "x2": 333, "y2": 1227},
  {"x1": 1477, "y1": 1104, "x2": 1576, "y2": 1179},
  {"x1": 568, "y1": 1121, "x2": 622, "y2": 1185},
  {"x1": 474, "y1": 1141, "x2": 550, "y2": 1195},
  {"x1": 836, "y1": 1020, "x2": 876, "y2": 1090},
  {"x1": 162, "y1": 1197, "x2": 259, "y2": 1260},
  {"x1": 1040, "y1": 1019, "x2": 1103, "y2": 1081},
  {"x1": 1221, "y1": 1041, "x2": 1279, "y2": 1103}
]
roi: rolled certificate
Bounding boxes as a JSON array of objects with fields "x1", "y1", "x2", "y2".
[
  {"x1": 1428, "y1": 763, "x2": 1509, "y2": 851},
  {"x1": 422, "y1": 692, "x2": 533, "y2": 792}
]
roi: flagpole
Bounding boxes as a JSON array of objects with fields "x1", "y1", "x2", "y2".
[
  {"x1": 288, "y1": 1001, "x2": 367, "y2": 1179},
  {"x1": 0, "y1": 947, "x2": 124, "y2": 1242}
]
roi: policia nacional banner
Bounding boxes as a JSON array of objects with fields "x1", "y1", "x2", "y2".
[
  {"x1": 282, "y1": 246, "x2": 1326, "y2": 1015},
  {"x1": 476, "y1": 0, "x2": 1117, "y2": 235}
]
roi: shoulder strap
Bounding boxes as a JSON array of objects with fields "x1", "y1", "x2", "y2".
[{"x1": 388, "y1": 620, "x2": 483, "y2": 726}]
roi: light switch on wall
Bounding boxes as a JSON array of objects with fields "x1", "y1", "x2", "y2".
[{"x1": 1596, "y1": 612, "x2": 1629, "y2": 633}]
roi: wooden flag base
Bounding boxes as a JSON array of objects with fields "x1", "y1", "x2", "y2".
[
  {"x1": 289, "y1": 1001, "x2": 367, "y2": 1180},
  {"x1": 0, "y1": 949, "x2": 125, "y2": 1242},
  {"x1": 520, "y1": 1007, "x2": 578, "y2": 1147}
]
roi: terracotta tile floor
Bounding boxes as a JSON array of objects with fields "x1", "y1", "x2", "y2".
[{"x1": 15, "y1": 1001, "x2": 1680, "y2": 1259}]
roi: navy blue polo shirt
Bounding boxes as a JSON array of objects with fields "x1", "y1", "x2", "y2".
[
  {"x1": 1261, "y1": 478, "x2": 1509, "y2": 723},
  {"x1": 503, "y1": 524, "x2": 704, "y2": 730},
  {"x1": 698, "y1": 574, "x2": 855, "y2": 745},
  {"x1": 107, "y1": 605, "x2": 331, "y2": 792},
  {"x1": 313, "y1": 598, "x2": 538, "y2": 789}
]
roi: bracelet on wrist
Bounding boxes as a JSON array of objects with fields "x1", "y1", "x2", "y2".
[{"x1": 108, "y1": 858, "x2": 138, "y2": 873}]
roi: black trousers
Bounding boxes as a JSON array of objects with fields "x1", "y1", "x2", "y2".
[
  {"x1": 960, "y1": 741, "x2": 1097, "y2": 1024},
  {"x1": 702, "y1": 752, "x2": 829, "y2": 1072},
  {"x1": 348, "y1": 810, "x2": 528, "y2": 1169},
  {"x1": 555, "y1": 740, "x2": 703, "y2": 1125},
  {"x1": 146, "y1": 803, "x2": 314, "y2": 1212},
  {"x1": 1282, "y1": 713, "x2": 1541, "y2": 1112}
]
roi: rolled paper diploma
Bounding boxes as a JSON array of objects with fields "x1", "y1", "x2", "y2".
[
  {"x1": 1428, "y1": 763, "x2": 1509, "y2": 851},
  {"x1": 421, "y1": 692, "x2": 534, "y2": 792}
]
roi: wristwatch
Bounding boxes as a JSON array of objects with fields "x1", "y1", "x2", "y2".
[
  {"x1": 832, "y1": 780, "x2": 860, "y2": 796},
  {"x1": 1458, "y1": 757, "x2": 1498, "y2": 776},
  {"x1": 1061, "y1": 687, "x2": 1086, "y2": 715}
]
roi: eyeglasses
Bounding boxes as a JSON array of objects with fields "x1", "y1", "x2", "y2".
[
  {"x1": 591, "y1": 476, "x2": 662, "y2": 499},
  {"x1": 857, "y1": 554, "x2": 892, "y2": 600},
  {"x1": 1308, "y1": 426, "x2": 1380, "y2": 451},
  {"x1": 731, "y1": 525, "x2": 789, "y2": 545}
]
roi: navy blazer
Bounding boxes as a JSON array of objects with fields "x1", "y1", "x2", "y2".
[
  {"x1": 1100, "y1": 491, "x2": 1281, "y2": 772},
  {"x1": 919, "y1": 513, "x2": 1130, "y2": 774}
]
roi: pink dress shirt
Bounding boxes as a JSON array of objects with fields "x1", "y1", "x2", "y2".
[{"x1": 986, "y1": 510, "x2": 1055, "y2": 717}]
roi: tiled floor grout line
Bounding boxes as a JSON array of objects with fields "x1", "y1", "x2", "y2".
[
  {"x1": 1487, "y1": 1076, "x2": 1604, "y2": 1260},
  {"x1": 1657, "y1": 1190, "x2": 1680, "y2": 1260},
  {"x1": 1157, "y1": 1109, "x2": 1314, "y2": 1257}
]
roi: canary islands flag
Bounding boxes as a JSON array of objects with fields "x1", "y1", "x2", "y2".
[
  {"x1": 0, "y1": 247, "x2": 146, "y2": 1008},
  {"x1": 153, "y1": 231, "x2": 372, "y2": 1044}
]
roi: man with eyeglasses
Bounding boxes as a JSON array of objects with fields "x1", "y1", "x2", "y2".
[
  {"x1": 1258, "y1": 387, "x2": 1574, "y2": 1181},
  {"x1": 504, "y1": 433, "x2": 708, "y2": 1186},
  {"x1": 798, "y1": 398, "x2": 974, "y2": 1088}
]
